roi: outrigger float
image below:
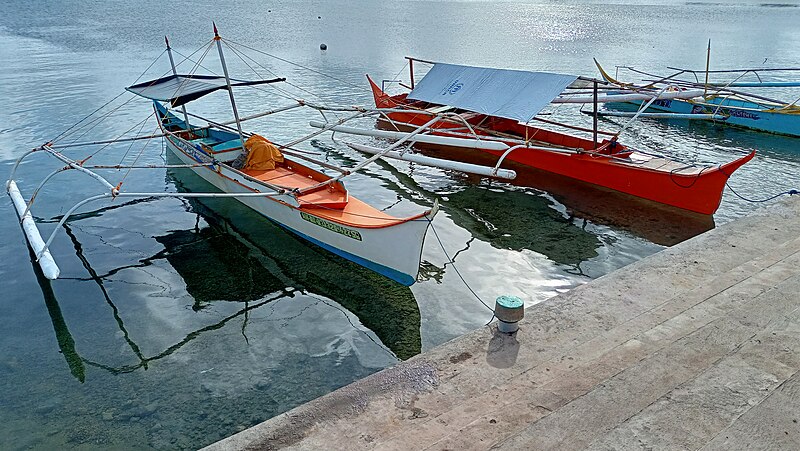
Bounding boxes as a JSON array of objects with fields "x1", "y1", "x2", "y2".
[
  {"x1": 311, "y1": 57, "x2": 754, "y2": 215},
  {"x1": 6, "y1": 26, "x2": 465, "y2": 286}
]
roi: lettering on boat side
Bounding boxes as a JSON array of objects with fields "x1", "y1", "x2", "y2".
[
  {"x1": 690, "y1": 105, "x2": 759, "y2": 121},
  {"x1": 173, "y1": 138, "x2": 204, "y2": 162},
  {"x1": 300, "y1": 212, "x2": 363, "y2": 241},
  {"x1": 728, "y1": 109, "x2": 760, "y2": 120},
  {"x1": 173, "y1": 138, "x2": 217, "y2": 165},
  {"x1": 441, "y1": 79, "x2": 464, "y2": 95},
  {"x1": 654, "y1": 99, "x2": 672, "y2": 108}
]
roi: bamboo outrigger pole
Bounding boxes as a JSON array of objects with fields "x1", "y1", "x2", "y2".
[
  {"x1": 213, "y1": 23, "x2": 247, "y2": 153},
  {"x1": 165, "y1": 36, "x2": 191, "y2": 129}
]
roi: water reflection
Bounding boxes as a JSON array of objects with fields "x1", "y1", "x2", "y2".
[
  {"x1": 30, "y1": 246, "x2": 86, "y2": 383},
  {"x1": 510, "y1": 167, "x2": 716, "y2": 246},
  {"x1": 34, "y1": 221, "x2": 297, "y2": 381},
  {"x1": 165, "y1": 167, "x2": 423, "y2": 360},
  {"x1": 31, "y1": 167, "x2": 424, "y2": 385},
  {"x1": 361, "y1": 141, "x2": 714, "y2": 247},
  {"x1": 317, "y1": 140, "x2": 604, "y2": 266},
  {"x1": 153, "y1": 227, "x2": 286, "y2": 309}
]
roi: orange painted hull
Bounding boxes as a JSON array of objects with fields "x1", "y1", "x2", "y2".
[{"x1": 368, "y1": 76, "x2": 754, "y2": 215}]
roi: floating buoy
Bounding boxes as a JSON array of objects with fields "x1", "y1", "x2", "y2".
[
  {"x1": 320, "y1": 43, "x2": 327, "y2": 51},
  {"x1": 494, "y1": 295, "x2": 524, "y2": 333}
]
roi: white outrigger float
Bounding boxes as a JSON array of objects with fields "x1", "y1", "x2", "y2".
[{"x1": 3, "y1": 25, "x2": 557, "y2": 286}]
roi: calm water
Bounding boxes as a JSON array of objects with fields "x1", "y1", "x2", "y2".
[{"x1": 1, "y1": 0, "x2": 799, "y2": 449}]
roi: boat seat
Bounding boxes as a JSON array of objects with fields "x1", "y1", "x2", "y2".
[
  {"x1": 211, "y1": 139, "x2": 243, "y2": 152},
  {"x1": 243, "y1": 166, "x2": 349, "y2": 209},
  {"x1": 190, "y1": 137, "x2": 219, "y2": 146}
]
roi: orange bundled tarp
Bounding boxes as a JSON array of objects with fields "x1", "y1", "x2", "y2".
[{"x1": 243, "y1": 134, "x2": 284, "y2": 170}]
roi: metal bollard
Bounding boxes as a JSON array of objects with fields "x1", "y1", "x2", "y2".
[{"x1": 494, "y1": 295, "x2": 524, "y2": 333}]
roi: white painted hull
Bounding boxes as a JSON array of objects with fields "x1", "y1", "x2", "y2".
[{"x1": 165, "y1": 136, "x2": 432, "y2": 285}]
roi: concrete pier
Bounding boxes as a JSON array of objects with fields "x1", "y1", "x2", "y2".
[{"x1": 206, "y1": 197, "x2": 800, "y2": 450}]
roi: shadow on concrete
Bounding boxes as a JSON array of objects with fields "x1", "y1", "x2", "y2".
[{"x1": 486, "y1": 326, "x2": 521, "y2": 369}]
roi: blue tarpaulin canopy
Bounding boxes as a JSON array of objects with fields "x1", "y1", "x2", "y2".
[{"x1": 407, "y1": 63, "x2": 578, "y2": 123}]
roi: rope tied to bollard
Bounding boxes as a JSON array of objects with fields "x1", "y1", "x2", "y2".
[{"x1": 428, "y1": 219, "x2": 495, "y2": 326}]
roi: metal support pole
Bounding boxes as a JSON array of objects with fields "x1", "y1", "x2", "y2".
[
  {"x1": 409, "y1": 59, "x2": 415, "y2": 89},
  {"x1": 165, "y1": 36, "x2": 192, "y2": 130},
  {"x1": 703, "y1": 39, "x2": 711, "y2": 98},
  {"x1": 213, "y1": 23, "x2": 247, "y2": 152},
  {"x1": 593, "y1": 80, "x2": 598, "y2": 149}
]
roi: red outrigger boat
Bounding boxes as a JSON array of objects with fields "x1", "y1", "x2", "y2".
[{"x1": 352, "y1": 60, "x2": 754, "y2": 215}]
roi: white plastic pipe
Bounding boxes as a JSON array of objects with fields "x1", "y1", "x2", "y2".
[
  {"x1": 346, "y1": 142, "x2": 516, "y2": 180},
  {"x1": 309, "y1": 120, "x2": 510, "y2": 151},
  {"x1": 595, "y1": 111, "x2": 726, "y2": 120},
  {"x1": 7, "y1": 180, "x2": 60, "y2": 279}
]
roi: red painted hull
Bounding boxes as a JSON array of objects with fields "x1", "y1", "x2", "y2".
[{"x1": 367, "y1": 76, "x2": 754, "y2": 215}]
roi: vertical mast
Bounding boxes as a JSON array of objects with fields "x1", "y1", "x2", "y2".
[
  {"x1": 213, "y1": 23, "x2": 247, "y2": 152},
  {"x1": 164, "y1": 36, "x2": 191, "y2": 129}
]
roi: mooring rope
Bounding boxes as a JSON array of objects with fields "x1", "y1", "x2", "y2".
[
  {"x1": 427, "y1": 220, "x2": 496, "y2": 325},
  {"x1": 224, "y1": 38, "x2": 367, "y2": 91},
  {"x1": 49, "y1": 49, "x2": 166, "y2": 144},
  {"x1": 718, "y1": 164, "x2": 799, "y2": 203},
  {"x1": 725, "y1": 183, "x2": 798, "y2": 203},
  {"x1": 223, "y1": 40, "x2": 333, "y2": 107}
]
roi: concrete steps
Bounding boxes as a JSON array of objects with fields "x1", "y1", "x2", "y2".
[{"x1": 205, "y1": 197, "x2": 800, "y2": 451}]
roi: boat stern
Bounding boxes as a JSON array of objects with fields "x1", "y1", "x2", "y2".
[{"x1": 366, "y1": 74, "x2": 406, "y2": 109}]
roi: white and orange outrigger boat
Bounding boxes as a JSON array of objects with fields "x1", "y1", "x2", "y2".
[
  {"x1": 310, "y1": 57, "x2": 755, "y2": 215},
  {"x1": 7, "y1": 27, "x2": 443, "y2": 286}
]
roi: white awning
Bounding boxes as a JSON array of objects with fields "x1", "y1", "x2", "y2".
[{"x1": 407, "y1": 63, "x2": 578, "y2": 123}]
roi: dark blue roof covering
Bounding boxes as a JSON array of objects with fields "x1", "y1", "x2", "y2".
[{"x1": 126, "y1": 74, "x2": 284, "y2": 107}]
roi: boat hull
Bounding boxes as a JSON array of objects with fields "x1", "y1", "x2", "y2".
[
  {"x1": 164, "y1": 135, "x2": 431, "y2": 286},
  {"x1": 397, "y1": 125, "x2": 750, "y2": 215},
  {"x1": 608, "y1": 97, "x2": 800, "y2": 138},
  {"x1": 474, "y1": 144, "x2": 751, "y2": 216},
  {"x1": 369, "y1": 78, "x2": 753, "y2": 215}
]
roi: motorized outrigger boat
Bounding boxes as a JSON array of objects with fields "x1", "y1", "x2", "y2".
[
  {"x1": 7, "y1": 27, "x2": 439, "y2": 286},
  {"x1": 311, "y1": 57, "x2": 755, "y2": 215},
  {"x1": 593, "y1": 60, "x2": 800, "y2": 137},
  {"x1": 593, "y1": 41, "x2": 800, "y2": 137}
]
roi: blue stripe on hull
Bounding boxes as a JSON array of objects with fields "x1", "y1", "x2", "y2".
[{"x1": 273, "y1": 221, "x2": 416, "y2": 286}]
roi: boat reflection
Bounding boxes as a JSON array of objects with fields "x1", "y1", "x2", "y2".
[
  {"x1": 508, "y1": 164, "x2": 715, "y2": 246},
  {"x1": 317, "y1": 139, "x2": 603, "y2": 267},
  {"x1": 28, "y1": 246, "x2": 86, "y2": 383},
  {"x1": 31, "y1": 170, "x2": 423, "y2": 383},
  {"x1": 165, "y1": 166, "x2": 422, "y2": 360},
  {"x1": 352, "y1": 136, "x2": 714, "y2": 247}
]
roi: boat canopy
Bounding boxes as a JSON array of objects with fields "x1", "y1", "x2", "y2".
[
  {"x1": 126, "y1": 74, "x2": 285, "y2": 107},
  {"x1": 407, "y1": 63, "x2": 578, "y2": 123}
]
